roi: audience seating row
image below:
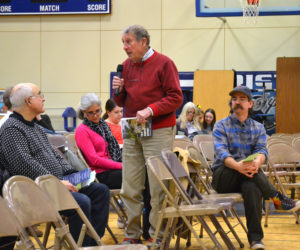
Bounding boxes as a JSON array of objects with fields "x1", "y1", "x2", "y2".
[
  {"x1": 47, "y1": 133, "x2": 128, "y2": 241},
  {"x1": 0, "y1": 175, "x2": 146, "y2": 249},
  {"x1": 147, "y1": 149, "x2": 249, "y2": 250},
  {"x1": 172, "y1": 133, "x2": 300, "y2": 231}
]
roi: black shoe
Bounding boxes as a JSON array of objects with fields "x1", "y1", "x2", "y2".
[{"x1": 250, "y1": 240, "x2": 265, "y2": 250}]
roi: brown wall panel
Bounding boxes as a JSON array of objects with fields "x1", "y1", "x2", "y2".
[
  {"x1": 276, "y1": 57, "x2": 300, "y2": 133},
  {"x1": 193, "y1": 70, "x2": 234, "y2": 121}
]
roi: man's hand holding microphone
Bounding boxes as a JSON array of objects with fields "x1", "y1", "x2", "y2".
[{"x1": 113, "y1": 64, "x2": 124, "y2": 96}]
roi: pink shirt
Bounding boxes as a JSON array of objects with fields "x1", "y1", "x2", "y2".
[{"x1": 75, "y1": 123, "x2": 122, "y2": 174}]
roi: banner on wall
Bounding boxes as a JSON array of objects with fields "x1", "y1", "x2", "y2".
[
  {"x1": 0, "y1": 0, "x2": 111, "y2": 15},
  {"x1": 236, "y1": 71, "x2": 276, "y2": 135}
]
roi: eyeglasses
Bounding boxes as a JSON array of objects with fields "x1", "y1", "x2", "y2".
[
  {"x1": 187, "y1": 111, "x2": 195, "y2": 115},
  {"x1": 85, "y1": 109, "x2": 102, "y2": 117},
  {"x1": 30, "y1": 93, "x2": 44, "y2": 99}
]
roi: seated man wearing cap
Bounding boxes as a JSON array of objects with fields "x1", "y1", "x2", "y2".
[{"x1": 211, "y1": 85, "x2": 300, "y2": 250}]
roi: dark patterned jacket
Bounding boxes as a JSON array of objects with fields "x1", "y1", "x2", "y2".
[{"x1": 0, "y1": 112, "x2": 75, "y2": 181}]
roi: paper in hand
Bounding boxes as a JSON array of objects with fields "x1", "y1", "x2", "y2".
[{"x1": 243, "y1": 153, "x2": 259, "y2": 162}]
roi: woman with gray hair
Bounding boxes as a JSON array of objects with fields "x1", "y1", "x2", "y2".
[{"x1": 75, "y1": 93, "x2": 122, "y2": 189}]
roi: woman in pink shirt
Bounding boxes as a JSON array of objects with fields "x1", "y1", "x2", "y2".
[
  {"x1": 102, "y1": 99, "x2": 123, "y2": 147},
  {"x1": 75, "y1": 93, "x2": 122, "y2": 189}
]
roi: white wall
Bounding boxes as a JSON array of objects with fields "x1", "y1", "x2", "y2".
[{"x1": 0, "y1": 0, "x2": 299, "y2": 130}]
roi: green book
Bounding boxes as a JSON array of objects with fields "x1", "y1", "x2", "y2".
[{"x1": 243, "y1": 153, "x2": 259, "y2": 162}]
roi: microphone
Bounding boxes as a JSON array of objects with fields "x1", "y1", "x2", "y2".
[{"x1": 115, "y1": 64, "x2": 123, "y2": 96}]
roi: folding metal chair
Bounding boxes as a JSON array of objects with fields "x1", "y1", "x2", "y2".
[
  {"x1": 173, "y1": 138, "x2": 194, "y2": 150},
  {"x1": 49, "y1": 134, "x2": 119, "y2": 242},
  {"x1": 268, "y1": 143, "x2": 300, "y2": 198},
  {"x1": 36, "y1": 175, "x2": 105, "y2": 247},
  {"x1": 186, "y1": 145, "x2": 245, "y2": 199},
  {"x1": 161, "y1": 149, "x2": 246, "y2": 249},
  {"x1": 192, "y1": 134, "x2": 213, "y2": 151},
  {"x1": 186, "y1": 145, "x2": 247, "y2": 235},
  {"x1": 199, "y1": 141, "x2": 214, "y2": 173},
  {"x1": 292, "y1": 137, "x2": 300, "y2": 154},
  {"x1": 3, "y1": 175, "x2": 78, "y2": 250},
  {"x1": 267, "y1": 137, "x2": 292, "y2": 149},
  {"x1": 279, "y1": 134, "x2": 294, "y2": 145},
  {"x1": 65, "y1": 134, "x2": 90, "y2": 169},
  {"x1": 65, "y1": 134, "x2": 128, "y2": 234},
  {"x1": 197, "y1": 141, "x2": 242, "y2": 212},
  {"x1": 186, "y1": 145, "x2": 214, "y2": 190},
  {"x1": 265, "y1": 143, "x2": 300, "y2": 226},
  {"x1": 147, "y1": 156, "x2": 227, "y2": 250},
  {"x1": 47, "y1": 134, "x2": 76, "y2": 153},
  {"x1": 0, "y1": 197, "x2": 35, "y2": 250},
  {"x1": 3, "y1": 175, "x2": 146, "y2": 250},
  {"x1": 293, "y1": 133, "x2": 300, "y2": 138}
]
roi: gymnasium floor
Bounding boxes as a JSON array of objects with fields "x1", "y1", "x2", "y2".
[{"x1": 37, "y1": 209, "x2": 300, "y2": 249}]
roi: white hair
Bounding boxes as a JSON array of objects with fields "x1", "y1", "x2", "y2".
[
  {"x1": 78, "y1": 93, "x2": 102, "y2": 120},
  {"x1": 177, "y1": 102, "x2": 201, "y2": 130},
  {"x1": 123, "y1": 24, "x2": 150, "y2": 46},
  {"x1": 10, "y1": 83, "x2": 34, "y2": 109}
]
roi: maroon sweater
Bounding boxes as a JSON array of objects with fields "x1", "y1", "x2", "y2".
[{"x1": 114, "y1": 51, "x2": 183, "y2": 130}]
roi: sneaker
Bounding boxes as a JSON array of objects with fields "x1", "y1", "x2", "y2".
[
  {"x1": 271, "y1": 191, "x2": 298, "y2": 210},
  {"x1": 147, "y1": 237, "x2": 162, "y2": 249},
  {"x1": 121, "y1": 238, "x2": 142, "y2": 245},
  {"x1": 250, "y1": 240, "x2": 265, "y2": 250}
]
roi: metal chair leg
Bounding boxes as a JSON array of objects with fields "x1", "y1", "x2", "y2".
[{"x1": 106, "y1": 224, "x2": 118, "y2": 244}]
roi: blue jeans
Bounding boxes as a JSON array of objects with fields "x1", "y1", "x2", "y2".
[
  {"x1": 61, "y1": 182, "x2": 110, "y2": 246},
  {"x1": 0, "y1": 236, "x2": 16, "y2": 249}
]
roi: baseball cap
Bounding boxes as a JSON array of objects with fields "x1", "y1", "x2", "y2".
[{"x1": 229, "y1": 85, "x2": 252, "y2": 100}]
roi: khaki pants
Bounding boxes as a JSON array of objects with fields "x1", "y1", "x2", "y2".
[{"x1": 121, "y1": 126, "x2": 175, "y2": 239}]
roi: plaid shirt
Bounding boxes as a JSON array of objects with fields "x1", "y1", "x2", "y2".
[{"x1": 211, "y1": 115, "x2": 268, "y2": 171}]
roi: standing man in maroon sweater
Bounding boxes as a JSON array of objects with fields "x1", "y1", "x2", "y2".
[{"x1": 113, "y1": 24, "x2": 183, "y2": 247}]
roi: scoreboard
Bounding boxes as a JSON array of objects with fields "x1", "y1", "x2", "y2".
[{"x1": 0, "y1": 0, "x2": 111, "y2": 15}]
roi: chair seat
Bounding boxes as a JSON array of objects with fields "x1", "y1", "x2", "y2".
[
  {"x1": 80, "y1": 245, "x2": 148, "y2": 250},
  {"x1": 110, "y1": 189, "x2": 121, "y2": 195},
  {"x1": 202, "y1": 193, "x2": 243, "y2": 202},
  {"x1": 282, "y1": 182, "x2": 300, "y2": 188},
  {"x1": 270, "y1": 171, "x2": 300, "y2": 176},
  {"x1": 265, "y1": 171, "x2": 288, "y2": 177},
  {"x1": 192, "y1": 199, "x2": 233, "y2": 210},
  {"x1": 161, "y1": 203, "x2": 224, "y2": 218}
]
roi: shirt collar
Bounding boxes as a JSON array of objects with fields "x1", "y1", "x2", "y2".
[
  {"x1": 230, "y1": 114, "x2": 251, "y2": 126},
  {"x1": 142, "y1": 47, "x2": 154, "y2": 62},
  {"x1": 11, "y1": 111, "x2": 35, "y2": 127}
]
